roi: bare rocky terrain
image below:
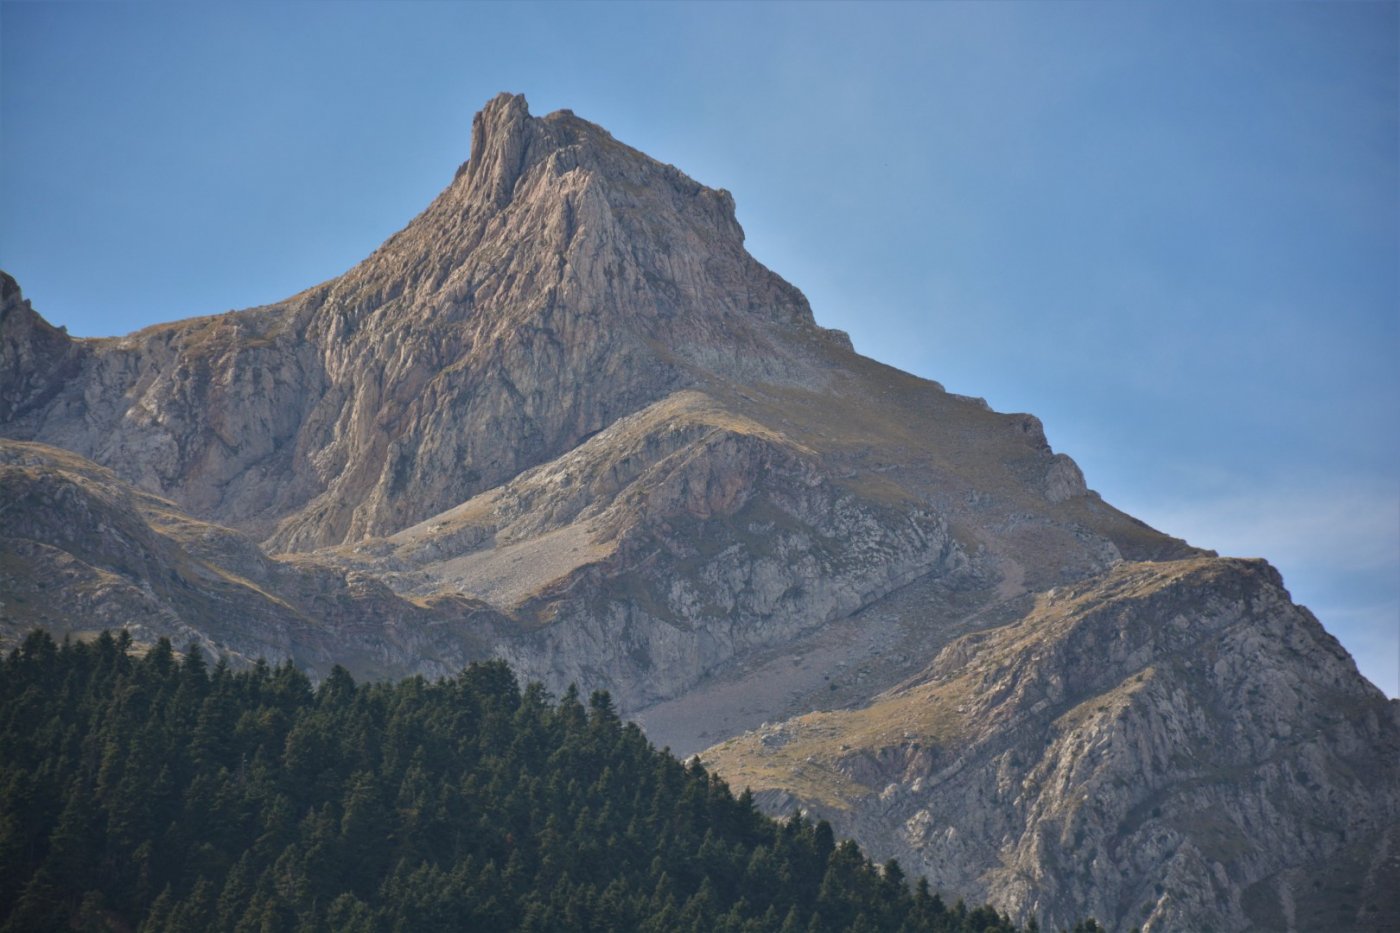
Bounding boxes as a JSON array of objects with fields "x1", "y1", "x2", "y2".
[
  {"x1": 703, "y1": 559, "x2": 1400, "y2": 931},
  {"x1": 2, "y1": 93, "x2": 1395, "y2": 931}
]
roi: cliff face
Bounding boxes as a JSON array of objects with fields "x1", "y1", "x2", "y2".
[
  {"x1": 703, "y1": 560, "x2": 1400, "y2": 931},
  {"x1": 0, "y1": 273, "x2": 84, "y2": 423},
  {"x1": 2, "y1": 94, "x2": 1394, "y2": 931}
]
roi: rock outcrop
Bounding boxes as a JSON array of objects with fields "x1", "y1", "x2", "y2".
[
  {"x1": 703, "y1": 559, "x2": 1400, "y2": 931},
  {"x1": 0, "y1": 439, "x2": 496, "y2": 680},
  {"x1": 2, "y1": 94, "x2": 1394, "y2": 931},
  {"x1": 0, "y1": 273, "x2": 83, "y2": 423}
]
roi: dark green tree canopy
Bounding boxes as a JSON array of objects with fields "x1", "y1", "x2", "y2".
[{"x1": 0, "y1": 630, "x2": 1090, "y2": 932}]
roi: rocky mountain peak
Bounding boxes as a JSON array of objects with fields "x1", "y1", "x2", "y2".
[
  {"x1": 322, "y1": 92, "x2": 814, "y2": 344},
  {"x1": 465, "y1": 91, "x2": 533, "y2": 207},
  {"x1": 458, "y1": 92, "x2": 740, "y2": 230},
  {"x1": 0, "y1": 96, "x2": 839, "y2": 549}
]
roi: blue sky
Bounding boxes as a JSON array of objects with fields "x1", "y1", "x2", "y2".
[{"x1": 3, "y1": 2, "x2": 1397, "y2": 696}]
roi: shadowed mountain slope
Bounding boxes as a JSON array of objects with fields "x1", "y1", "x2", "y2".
[{"x1": 0, "y1": 439, "x2": 495, "y2": 680}]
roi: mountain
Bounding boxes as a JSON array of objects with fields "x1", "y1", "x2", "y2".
[
  {"x1": 3, "y1": 93, "x2": 826, "y2": 551},
  {"x1": 2, "y1": 93, "x2": 1395, "y2": 931},
  {"x1": 0, "y1": 92, "x2": 1191, "y2": 712}
]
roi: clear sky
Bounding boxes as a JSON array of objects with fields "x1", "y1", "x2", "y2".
[{"x1": 3, "y1": 2, "x2": 1397, "y2": 696}]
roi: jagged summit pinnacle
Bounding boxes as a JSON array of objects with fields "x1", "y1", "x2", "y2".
[
  {"x1": 465, "y1": 92, "x2": 534, "y2": 207},
  {"x1": 333, "y1": 91, "x2": 802, "y2": 335},
  {"x1": 460, "y1": 92, "x2": 729, "y2": 215}
]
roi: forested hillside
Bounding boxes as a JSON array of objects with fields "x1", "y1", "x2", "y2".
[{"x1": 0, "y1": 631, "x2": 1095, "y2": 933}]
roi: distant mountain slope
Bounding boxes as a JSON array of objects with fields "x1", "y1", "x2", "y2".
[{"x1": 0, "y1": 94, "x2": 1188, "y2": 561}]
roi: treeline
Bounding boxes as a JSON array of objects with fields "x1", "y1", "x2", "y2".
[{"x1": 0, "y1": 630, "x2": 1099, "y2": 932}]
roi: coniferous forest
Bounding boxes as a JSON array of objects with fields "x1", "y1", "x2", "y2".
[{"x1": 0, "y1": 631, "x2": 1103, "y2": 932}]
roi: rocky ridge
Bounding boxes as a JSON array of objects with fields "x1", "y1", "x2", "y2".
[
  {"x1": 1, "y1": 94, "x2": 836, "y2": 551},
  {"x1": 0, "y1": 439, "x2": 496, "y2": 679},
  {"x1": 2, "y1": 94, "x2": 1395, "y2": 931},
  {"x1": 703, "y1": 560, "x2": 1400, "y2": 931}
]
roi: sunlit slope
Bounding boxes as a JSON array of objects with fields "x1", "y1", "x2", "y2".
[{"x1": 704, "y1": 558, "x2": 1400, "y2": 932}]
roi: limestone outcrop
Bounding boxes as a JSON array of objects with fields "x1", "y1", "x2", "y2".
[{"x1": 704, "y1": 560, "x2": 1400, "y2": 931}]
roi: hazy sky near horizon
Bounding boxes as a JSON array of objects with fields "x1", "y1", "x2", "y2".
[{"x1": 3, "y1": 2, "x2": 1397, "y2": 696}]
